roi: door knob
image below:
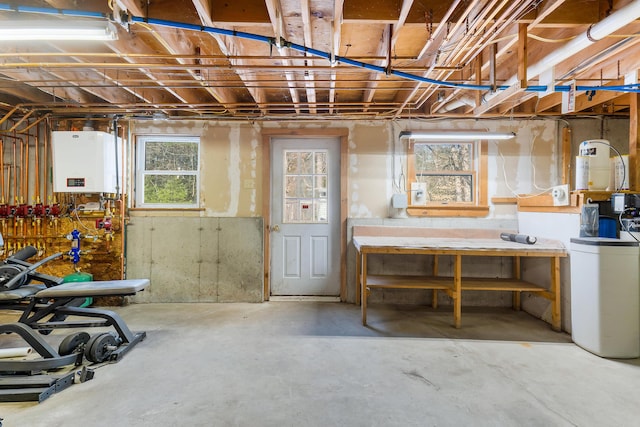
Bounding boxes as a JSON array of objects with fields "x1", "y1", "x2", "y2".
[{"x1": 270, "y1": 224, "x2": 280, "y2": 232}]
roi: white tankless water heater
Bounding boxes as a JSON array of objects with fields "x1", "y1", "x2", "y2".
[{"x1": 51, "y1": 131, "x2": 125, "y2": 193}]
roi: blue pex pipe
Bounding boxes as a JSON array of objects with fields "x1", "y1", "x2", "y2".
[
  {"x1": 3, "y1": 2, "x2": 640, "y2": 95},
  {"x1": 0, "y1": 4, "x2": 107, "y2": 19}
]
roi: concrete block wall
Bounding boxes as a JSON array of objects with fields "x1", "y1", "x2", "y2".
[{"x1": 126, "y1": 217, "x2": 263, "y2": 303}]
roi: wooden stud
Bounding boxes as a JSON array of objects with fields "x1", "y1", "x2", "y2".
[
  {"x1": 262, "y1": 134, "x2": 271, "y2": 301},
  {"x1": 512, "y1": 256, "x2": 521, "y2": 310},
  {"x1": 517, "y1": 23, "x2": 528, "y2": 89},
  {"x1": 475, "y1": 53, "x2": 483, "y2": 107},
  {"x1": 551, "y1": 256, "x2": 562, "y2": 331},
  {"x1": 454, "y1": 254, "x2": 462, "y2": 328},
  {"x1": 479, "y1": 140, "x2": 488, "y2": 206},
  {"x1": 361, "y1": 253, "x2": 368, "y2": 325},
  {"x1": 355, "y1": 248, "x2": 361, "y2": 306},
  {"x1": 561, "y1": 127, "x2": 572, "y2": 186},
  {"x1": 489, "y1": 44, "x2": 497, "y2": 92},
  {"x1": 340, "y1": 134, "x2": 349, "y2": 302},
  {"x1": 432, "y1": 255, "x2": 439, "y2": 308}
]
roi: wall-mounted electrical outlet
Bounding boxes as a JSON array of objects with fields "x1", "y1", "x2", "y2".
[
  {"x1": 411, "y1": 182, "x2": 427, "y2": 206},
  {"x1": 551, "y1": 184, "x2": 569, "y2": 206}
]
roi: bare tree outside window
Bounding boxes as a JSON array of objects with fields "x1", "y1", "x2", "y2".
[
  {"x1": 412, "y1": 142, "x2": 476, "y2": 203},
  {"x1": 283, "y1": 150, "x2": 328, "y2": 223}
]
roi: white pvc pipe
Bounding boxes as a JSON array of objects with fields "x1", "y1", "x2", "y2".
[
  {"x1": 506, "y1": 1, "x2": 640, "y2": 87},
  {"x1": 0, "y1": 347, "x2": 32, "y2": 358}
]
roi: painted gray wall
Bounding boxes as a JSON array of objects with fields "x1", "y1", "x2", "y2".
[{"x1": 126, "y1": 217, "x2": 263, "y2": 303}]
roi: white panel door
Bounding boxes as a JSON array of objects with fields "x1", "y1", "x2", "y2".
[{"x1": 270, "y1": 138, "x2": 340, "y2": 296}]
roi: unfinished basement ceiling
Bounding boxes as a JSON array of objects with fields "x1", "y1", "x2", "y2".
[{"x1": 0, "y1": 0, "x2": 640, "y2": 121}]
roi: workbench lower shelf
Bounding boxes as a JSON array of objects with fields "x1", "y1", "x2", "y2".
[
  {"x1": 366, "y1": 275, "x2": 548, "y2": 293},
  {"x1": 353, "y1": 232, "x2": 566, "y2": 331}
]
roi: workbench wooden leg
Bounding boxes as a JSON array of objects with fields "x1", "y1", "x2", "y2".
[
  {"x1": 355, "y1": 250, "x2": 361, "y2": 306},
  {"x1": 550, "y1": 256, "x2": 561, "y2": 331},
  {"x1": 513, "y1": 292, "x2": 521, "y2": 310},
  {"x1": 454, "y1": 254, "x2": 462, "y2": 328},
  {"x1": 361, "y1": 253, "x2": 367, "y2": 325},
  {"x1": 513, "y1": 256, "x2": 521, "y2": 310},
  {"x1": 432, "y1": 255, "x2": 439, "y2": 309}
]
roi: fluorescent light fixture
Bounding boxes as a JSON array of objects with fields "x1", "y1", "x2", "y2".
[
  {"x1": 0, "y1": 20, "x2": 117, "y2": 41},
  {"x1": 399, "y1": 130, "x2": 516, "y2": 141}
]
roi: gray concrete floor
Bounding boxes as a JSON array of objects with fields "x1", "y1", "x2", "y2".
[{"x1": 1, "y1": 302, "x2": 639, "y2": 427}]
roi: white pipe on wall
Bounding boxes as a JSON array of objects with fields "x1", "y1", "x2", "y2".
[{"x1": 506, "y1": 1, "x2": 640, "y2": 87}]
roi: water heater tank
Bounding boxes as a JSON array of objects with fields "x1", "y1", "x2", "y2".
[{"x1": 51, "y1": 131, "x2": 125, "y2": 193}]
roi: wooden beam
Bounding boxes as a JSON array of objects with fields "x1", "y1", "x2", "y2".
[
  {"x1": 301, "y1": 0, "x2": 317, "y2": 114},
  {"x1": 192, "y1": 0, "x2": 267, "y2": 108},
  {"x1": 562, "y1": 126, "x2": 571, "y2": 186},
  {"x1": 342, "y1": 0, "x2": 599, "y2": 25},
  {"x1": 489, "y1": 43, "x2": 497, "y2": 92},
  {"x1": 263, "y1": 0, "x2": 301, "y2": 114},
  {"x1": 115, "y1": 0, "x2": 238, "y2": 107},
  {"x1": 475, "y1": 52, "x2": 482, "y2": 107},
  {"x1": 330, "y1": 0, "x2": 345, "y2": 114},
  {"x1": 363, "y1": 25, "x2": 391, "y2": 109},
  {"x1": 390, "y1": 0, "x2": 414, "y2": 48},
  {"x1": 518, "y1": 23, "x2": 528, "y2": 89}
]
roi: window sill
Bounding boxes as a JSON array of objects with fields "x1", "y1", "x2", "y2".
[{"x1": 406, "y1": 205, "x2": 490, "y2": 217}]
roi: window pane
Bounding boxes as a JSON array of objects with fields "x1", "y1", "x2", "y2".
[
  {"x1": 415, "y1": 143, "x2": 472, "y2": 172},
  {"x1": 300, "y1": 152, "x2": 313, "y2": 174},
  {"x1": 315, "y1": 152, "x2": 327, "y2": 174},
  {"x1": 419, "y1": 175, "x2": 473, "y2": 202},
  {"x1": 285, "y1": 200, "x2": 300, "y2": 222},
  {"x1": 300, "y1": 200, "x2": 314, "y2": 222},
  {"x1": 145, "y1": 141, "x2": 198, "y2": 171},
  {"x1": 285, "y1": 176, "x2": 313, "y2": 198},
  {"x1": 144, "y1": 175, "x2": 197, "y2": 204},
  {"x1": 283, "y1": 149, "x2": 329, "y2": 224},
  {"x1": 314, "y1": 175, "x2": 327, "y2": 198},
  {"x1": 286, "y1": 152, "x2": 299, "y2": 173},
  {"x1": 315, "y1": 199, "x2": 328, "y2": 222}
]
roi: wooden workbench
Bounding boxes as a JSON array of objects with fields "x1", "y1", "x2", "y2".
[{"x1": 353, "y1": 233, "x2": 567, "y2": 330}]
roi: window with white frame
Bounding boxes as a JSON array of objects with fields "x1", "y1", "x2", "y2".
[{"x1": 135, "y1": 135, "x2": 200, "y2": 208}]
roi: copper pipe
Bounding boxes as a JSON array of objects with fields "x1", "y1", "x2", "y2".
[
  {"x1": 24, "y1": 131, "x2": 29, "y2": 205},
  {"x1": 8, "y1": 111, "x2": 34, "y2": 133},
  {"x1": 13, "y1": 114, "x2": 48, "y2": 134},
  {"x1": 34, "y1": 126, "x2": 40, "y2": 203},
  {"x1": 0, "y1": 106, "x2": 20, "y2": 127},
  {"x1": 0, "y1": 138, "x2": 4, "y2": 204},
  {"x1": 44, "y1": 120, "x2": 49, "y2": 204},
  {"x1": 19, "y1": 135, "x2": 25, "y2": 204},
  {"x1": 12, "y1": 139, "x2": 17, "y2": 204}
]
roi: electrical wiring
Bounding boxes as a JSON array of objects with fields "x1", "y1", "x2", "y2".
[
  {"x1": 528, "y1": 131, "x2": 555, "y2": 193},
  {"x1": 495, "y1": 142, "x2": 553, "y2": 199},
  {"x1": 618, "y1": 208, "x2": 640, "y2": 242}
]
